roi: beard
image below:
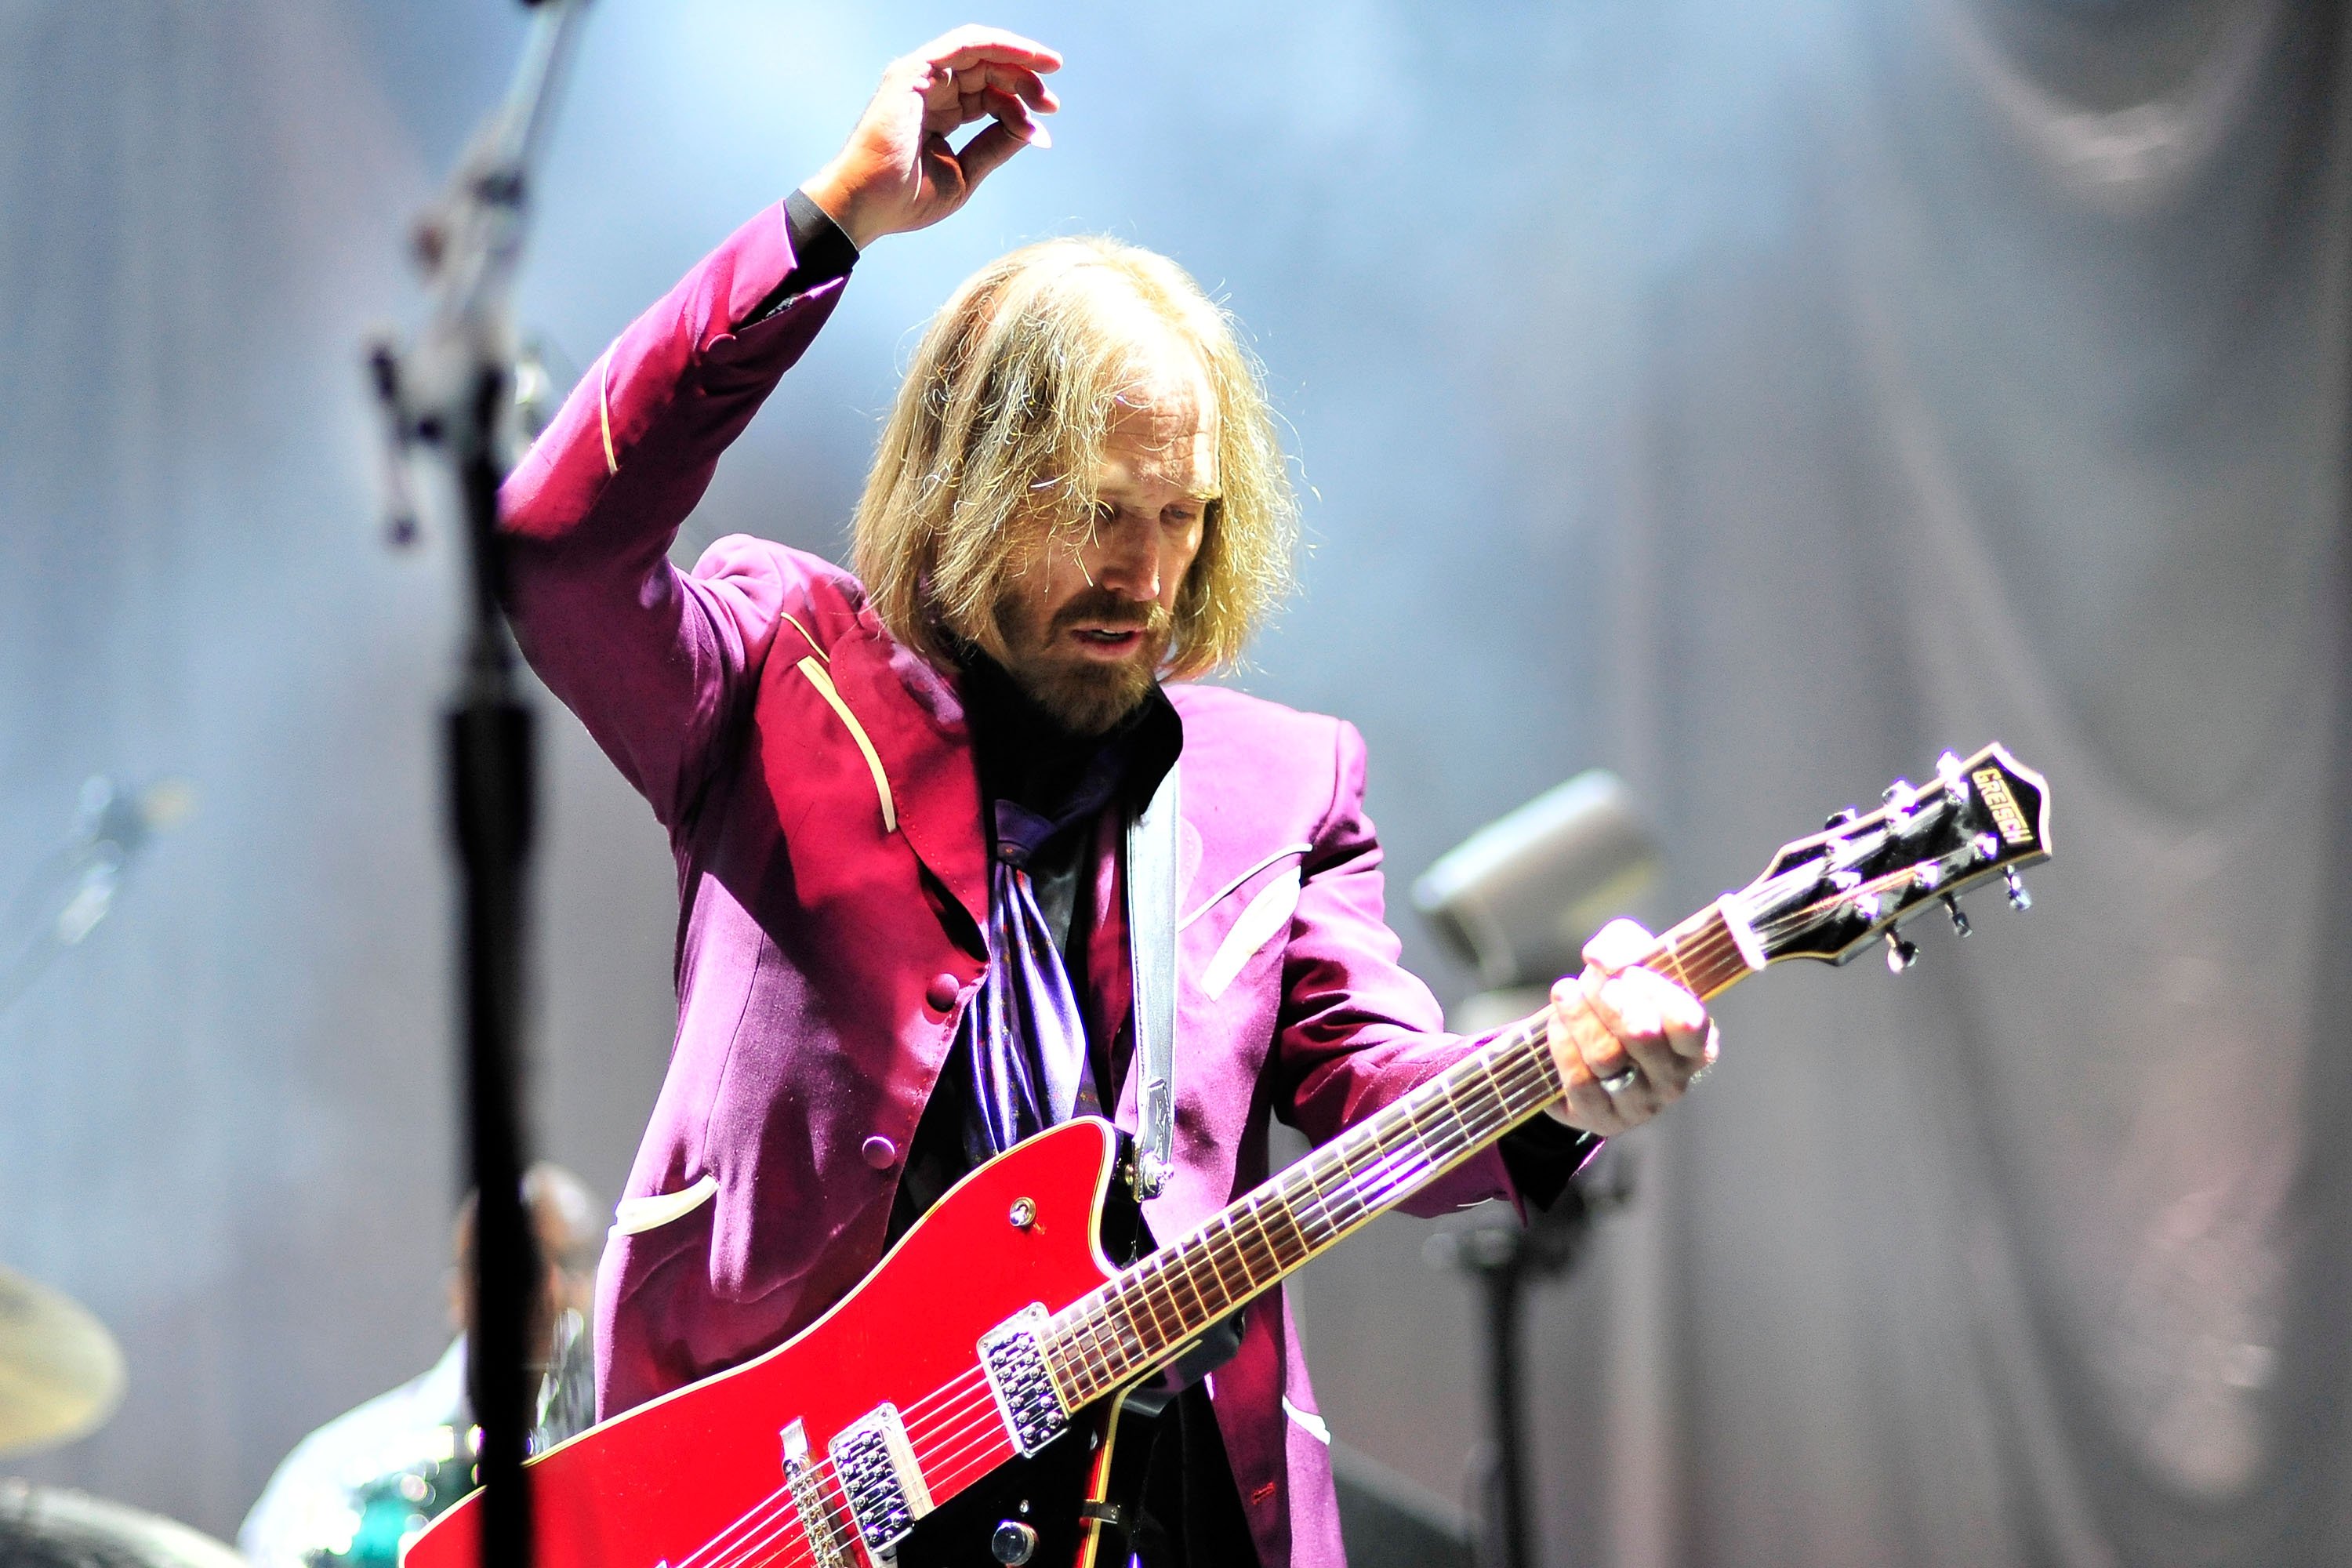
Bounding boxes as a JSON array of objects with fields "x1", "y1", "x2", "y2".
[{"x1": 993, "y1": 586, "x2": 1173, "y2": 735}]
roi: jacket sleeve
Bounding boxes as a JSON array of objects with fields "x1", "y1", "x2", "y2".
[
  {"x1": 1270, "y1": 718, "x2": 1598, "y2": 1216},
  {"x1": 496, "y1": 201, "x2": 847, "y2": 827}
]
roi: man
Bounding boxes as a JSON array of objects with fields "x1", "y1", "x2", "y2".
[
  {"x1": 238, "y1": 1165, "x2": 601, "y2": 1568},
  {"x1": 501, "y1": 27, "x2": 1717, "y2": 1566}
]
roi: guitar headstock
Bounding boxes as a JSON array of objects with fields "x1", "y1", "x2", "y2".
[{"x1": 1729, "y1": 743, "x2": 2052, "y2": 972}]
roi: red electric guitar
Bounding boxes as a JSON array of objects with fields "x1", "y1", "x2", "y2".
[{"x1": 405, "y1": 743, "x2": 2052, "y2": 1568}]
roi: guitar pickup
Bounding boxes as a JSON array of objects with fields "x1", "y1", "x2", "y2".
[
  {"x1": 826, "y1": 1403, "x2": 932, "y2": 1557},
  {"x1": 979, "y1": 1305, "x2": 1071, "y2": 1457}
]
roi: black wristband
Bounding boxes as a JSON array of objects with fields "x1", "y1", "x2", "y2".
[{"x1": 740, "y1": 189, "x2": 860, "y2": 327}]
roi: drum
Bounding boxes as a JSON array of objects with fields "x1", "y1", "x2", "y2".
[{"x1": 0, "y1": 1479, "x2": 247, "y2": 1568}]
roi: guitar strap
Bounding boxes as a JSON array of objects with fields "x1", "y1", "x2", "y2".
[{"x1": 1123, "y1": 758, "x2": 1181, "y2": 1199}]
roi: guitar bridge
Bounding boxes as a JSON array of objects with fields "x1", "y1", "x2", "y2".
[
  {"x1": 780, "y1": 1420, "x2": 849, "y2": 1568},
  {"x1": 826, "y1": 1403, "x2": 932, "y2": 1556},
  {"x1": 979, "y1": 1305, "x2": 1070, "y2": 1457}
]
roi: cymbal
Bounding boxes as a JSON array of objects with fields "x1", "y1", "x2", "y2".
[{"x1": 0, "y1": 1263, "x2": 125, "y2": 1457}]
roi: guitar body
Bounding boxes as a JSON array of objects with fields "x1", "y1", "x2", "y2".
[{"x1": 405, "y1": 1120, "x2": 1149, "y2": 1568}]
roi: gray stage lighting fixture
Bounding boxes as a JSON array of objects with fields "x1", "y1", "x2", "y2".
[{"x1": 1412, "y1": 770, "x2": 1662, "y2": 993}]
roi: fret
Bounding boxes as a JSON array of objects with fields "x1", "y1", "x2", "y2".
[
  {"x1": 1165, "y1": 1241, "x2": 1219, "y2": 1328},
  {"x1": 1090, "y1": 1303, "x2": 1129, "y2": 1377},
  {"x1": 1128, "y1": 1264, "x2": 1182, "y2": 1348},
  {"x1": 1073, "y1": 1309, "x2": 1117, "y2": 1392},
  {"x1": 1200, "y1": 1225, "x2": 1249, "y2": 1305},
  {"x1": 1258, "y1": 1190, "x2": 1309, "y2": 1269},
  {"x1": 1659, "y1": 905, "x2": 1748, "y2": 1000},
  {"x1": 1112, "y1": 1297, "x2": 1149, "y2": 1362},
  {"x1": 1431, "y1": 1071, "x2": 1483, "y2": 1167},
  {"x1": 1225, "y1": 1200, "x2": 1267, "y2": 1283},
  {"x1": 1169, "y1": 1239, "x2": 1224, "y2": 1322},
  {"x1": 1357, "y1": 1130, "x2": 1432, "y2": 1212},
  {"x1": 1207, "y1": 1225, "x2": 1251, "y2": 1305},
  {"x1": 1147, "y1": 1249, "x2": 1196, "y2": 1330},
  {"x1": 1653, "y1": 937, "x2": 1698, "y2": 996}
]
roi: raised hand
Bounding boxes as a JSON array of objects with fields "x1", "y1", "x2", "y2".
[{"x1": 801, "y1": 26, "x2": 1062, "y2": 251}]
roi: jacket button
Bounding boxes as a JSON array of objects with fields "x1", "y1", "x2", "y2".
[
  {"x1": 926, "y1": 973, "x2": 961, "y2": 1014},
  {"x1": 861, "y1": 1134, "x2": 898, "y2": 1171}
]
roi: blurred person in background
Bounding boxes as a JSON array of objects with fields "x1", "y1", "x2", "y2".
[{"x1": 236, "y1": 1163, "x2": 601, "y2": 1568}]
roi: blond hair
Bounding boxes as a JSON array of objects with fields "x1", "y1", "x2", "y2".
[{"x1": 851, "y1": 237, "x2": 1297, "y2": 680}]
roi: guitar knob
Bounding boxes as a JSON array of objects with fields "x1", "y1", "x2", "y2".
[
  {"x1": 2002, "y1": 867, "x2": 2032, "y2": 911},
  {"x1": 993, "y1": 1520, "x2": 1040, "y2": 1565},
  {"x1": 1883, "y1": 931, "x2": 1919, "y2": 973},
  {"x1": 1941, "y1": 895, "x2": 1971, "y2": 938}
]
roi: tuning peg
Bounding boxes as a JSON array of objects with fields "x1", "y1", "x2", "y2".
[
  {"x1": 1884, "y1": 931, "x2": 1920, "y2": 973},
  {"x1": 2002, "y1": 867, "x2": 2032, "y2": 912},
  {"x1": 1941, "y1": 894, "x2": 1971, "y2": 937},
  {"x1": 1935, "y1": 750, "x2": 1963, "y2": 778},
  {"x1": 1824, "y1": 807, "x2": 1859, "y2": 831},
  {"x1": 1882, "y1": 779, "x2": 1913, "y2": 805}
]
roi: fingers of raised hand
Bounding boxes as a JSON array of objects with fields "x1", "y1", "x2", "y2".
[
  {"x1": 951, "y1": 118, "x2": 1033, "y2": 188},
  {"x1": 922, "y1": 26, "x2": 1064, "y2": 76},
  {"x1": 923, "y1": 59, "x2": 1054, "y2": 114}
]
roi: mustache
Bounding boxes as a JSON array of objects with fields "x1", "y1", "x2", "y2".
[{"x1": 1049, "y1": 590, "x2": 1169, "y2": 637}]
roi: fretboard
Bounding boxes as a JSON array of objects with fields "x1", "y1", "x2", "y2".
[{"x1": 1042, "y1": 898, "x2": 1755, "y2": 1405}]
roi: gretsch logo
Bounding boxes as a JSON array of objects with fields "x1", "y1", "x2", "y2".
[{"x1": 1971, "y1": 768, "x2": 2034, "y2": 847}]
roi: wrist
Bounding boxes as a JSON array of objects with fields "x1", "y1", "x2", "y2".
[{"x1": 800, "y1": 160, "x2": 883, "y2": 251}]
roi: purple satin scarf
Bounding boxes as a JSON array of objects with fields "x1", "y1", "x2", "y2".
[{"x1": 961, "y1": 789, "x2": 1116, "y2": 1158}]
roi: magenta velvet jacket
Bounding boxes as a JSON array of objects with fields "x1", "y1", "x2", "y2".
[{"x1": 498, "y1": 202, "x2": 1530, "y2": 1568}]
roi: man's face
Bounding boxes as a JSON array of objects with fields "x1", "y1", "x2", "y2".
[{"x1": 993, "y1": 353, "x2": 1216, "y2": 734}]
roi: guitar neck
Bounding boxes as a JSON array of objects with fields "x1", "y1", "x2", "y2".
[{"x1": 1041, "y1": 898, "x2": 1759, "y2": 1406}]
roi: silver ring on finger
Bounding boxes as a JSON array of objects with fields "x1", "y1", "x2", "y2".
[{"x1": 1597, "y1": 1062, "x2": 1641, "y2": 1096}]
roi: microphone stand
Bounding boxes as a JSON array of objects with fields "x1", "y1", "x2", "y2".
[
  {"x1": 1428, "y1": 1145, "x2": 1632, "y2": 1568},
  {"x1": 370, "y1": 7, "x2": 590, "y2": 1568}
]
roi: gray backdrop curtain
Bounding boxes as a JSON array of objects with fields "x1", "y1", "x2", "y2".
[
  {"x1": 2, "y1": 4, "x2": 2344, "y2": 1566},
  {"x1": 1602, "y1": 2, "x2": 2352, "y2": 1565}
]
